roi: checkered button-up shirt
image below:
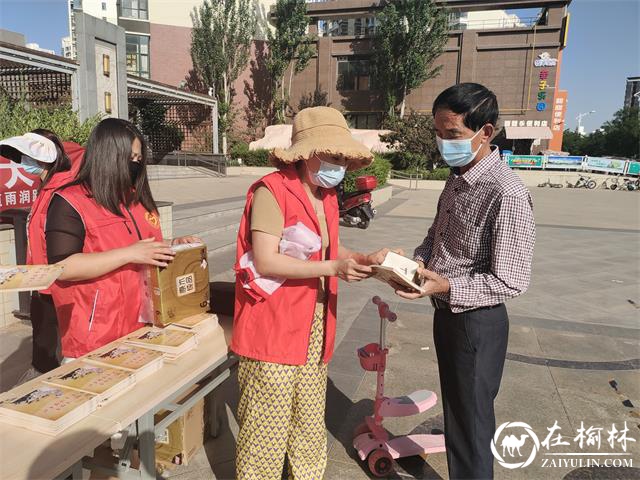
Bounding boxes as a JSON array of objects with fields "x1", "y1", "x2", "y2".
[{"x1": 414, "y1": 147, "x2": 535, "y2": 313}]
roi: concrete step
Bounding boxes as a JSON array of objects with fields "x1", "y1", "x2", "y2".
[
  {"x1": 172, "y1": 198, "x2": 244, "y2": 242},
  {"x1": 172, "y1": 200, "x2": 245, "y2": 224},
  {"x1": 147, "y1": 165, "x2": 223, "y2": 180},
  {"x1": 207, "y1": 247, "x2": 237, "y2": 281},
  {"x1": 200, "y1": 227, "x2": 238, "y2": 258},
  {"x1": 173, "y1": 211, "x2": 240, "y2": 239}
]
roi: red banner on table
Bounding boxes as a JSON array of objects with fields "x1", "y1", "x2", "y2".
[{"x1": 0, "y1": 157, "x2": 42, "y2": 212}]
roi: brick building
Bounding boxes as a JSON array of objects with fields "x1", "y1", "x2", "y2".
[{"x1": 66, "y1": 0, "x2": 571, "y2": 152}]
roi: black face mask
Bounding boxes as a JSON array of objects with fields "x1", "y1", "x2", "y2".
[{"x1": 129, "y1": 161, "x2": 143, "y2": 185}]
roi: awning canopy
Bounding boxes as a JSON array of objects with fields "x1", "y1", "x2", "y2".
[{"x1": 505, "y1": 126, "x2": 553, "y2": 140}]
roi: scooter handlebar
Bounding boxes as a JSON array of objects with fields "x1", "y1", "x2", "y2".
[{"x1": 372, "y1": 297, "x2": 397, "y2": 322}]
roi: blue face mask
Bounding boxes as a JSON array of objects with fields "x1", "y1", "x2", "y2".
[
  {"x1": 20, "y1": 155, "x2": 45, "y2": 176},
  {"x1": 436, "y1": 129, "x2": 483, "y2": 168},
  {"x1": 309, "y1": 159, "x2": 346, "y2": 188}
]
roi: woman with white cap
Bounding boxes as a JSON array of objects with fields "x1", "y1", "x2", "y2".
[
  {"x1": 232, "y1": 107, "x2": 395, "y2": 479},
  {"x1": 0, "y1": 129, "x2": 82, "y2": 380}
]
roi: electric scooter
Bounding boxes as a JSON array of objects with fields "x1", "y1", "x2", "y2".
[
  {"x1": 336, "y1": 175, "x2": 377, "y2": 229},
  {"x1": 353, "y1": 297, "x2": 446, "y2": 477}
]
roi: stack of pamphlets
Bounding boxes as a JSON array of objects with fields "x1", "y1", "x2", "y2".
[
  {"x1": 42, "y1": 361, "x2": 135, "y2": 405},
  {"x1": 85, "y1": 343, "x2": 164, "y2": 381},
  {"x1": 123, "y1": 327, "x2": 197, "y2": 360},
  {"x1": 167, "y1": 313, "x2": 220, "y2": 339},
  {"x1": 0, "y1": 382, "x2": 97, "y2": 435}
]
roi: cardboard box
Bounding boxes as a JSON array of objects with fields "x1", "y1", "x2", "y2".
[
  {"x1": 147, "y1": 243, "x2": 210, "y2": 326},
  {"x1": 154, "y1": 386, "x2": 205, "y2": 468}
]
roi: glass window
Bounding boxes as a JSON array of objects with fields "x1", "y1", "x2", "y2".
[
  {"x1": 337, "y1": 57, "x2": 370, "y2": 91},
  {"x1": 354, "y1": 18, "x2": 363, "y2": 36},
  {"x1": 345, "y1": 113, "x2": 381, "y2": 130},
  {"x1": 126, "y1": 34, "x2": 150, "y2": 78},
  {"x1": 121, "y1": 0, "x2": 148, "y2": 20},
  {"x1": 318, "y1": 16, "x2": 377, "y2": 37},
  {"x1": 102, "y1": 2, "x2": 106, "y2": 10}
]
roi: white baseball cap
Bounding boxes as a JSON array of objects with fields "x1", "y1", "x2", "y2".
[{"x1": 0, "y1": 132, "x2": 57, "y2": 163}]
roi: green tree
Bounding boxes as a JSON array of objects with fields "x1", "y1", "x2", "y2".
[
  {"x1": 190, "y1": 0, "x2": 256, "y2": 154},
  {"x1": 297, "y1": 89, "x2": 330, "y2": 112},
  {"x1": 267, "y1": 0, "x2": 314, "y2": 123},
  {"x1": 371, "y1": 0, "x2": 449, "y2": 119},
  {"x1": 603, "y1": 107, "x2": 639, "y2": 159},
  {"x1": 561, "y1": 128, "x2": 584, "y2": 155},
  {"x1": 379, "y1": 111, "x2": 441, "y2": 170},
  {"x1": 562, "y1": 107, "x2": 639, "y2": 159}
]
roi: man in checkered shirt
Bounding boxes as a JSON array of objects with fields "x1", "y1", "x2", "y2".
[{"x1": 396, "y1": 83, "x2": 535, "y2": 479}]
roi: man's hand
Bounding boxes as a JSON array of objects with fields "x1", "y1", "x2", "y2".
[
  {"x1": 395, "y1": 268, "x2": 450, "y2": 300},
  {"x1": 365, "y1": 247, "x2": 405, "y2": 266}
]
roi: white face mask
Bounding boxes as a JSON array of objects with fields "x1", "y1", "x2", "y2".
[
  {"x1": 308, "y1": 159, "x2": 347, "y2": 188},
  {"x1": 20, "y1": 155, "x2": 45, "y2": 176}
]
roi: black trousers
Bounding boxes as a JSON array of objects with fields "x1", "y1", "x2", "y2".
[
  {"x1": 433, "y1": 304, "x2": 509, "y2": 480},
  {"x1": 30, "y1": 293, "x2": 61, "y2": 373}
]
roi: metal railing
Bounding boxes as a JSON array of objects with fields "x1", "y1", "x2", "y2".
[
  {"x1": 450, "y1": 16, "x2": 542, "y2": 30},
  {"x1": 390, "y1": 170, "x2": 423, "y2": 190},
  {"x1": 162, "y1": 151, "x2": 227, "y2": 176}
]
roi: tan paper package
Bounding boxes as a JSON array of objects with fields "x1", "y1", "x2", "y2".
[
  {"x1": 146, "y1": 243, "x2": 211, "y2": 326},
  {"x1": 154, "y1": 385, "x2": 205, "y2": 470}
]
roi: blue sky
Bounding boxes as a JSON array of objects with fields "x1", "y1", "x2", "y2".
[{"x1": 0, "y1": 0, "x2": 638, "y2": 133}]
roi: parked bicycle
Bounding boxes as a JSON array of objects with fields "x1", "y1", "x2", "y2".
[
  {"x1": 600, "y1": 177, "x2": 622, "y2": 190},
  {"x1": 567, "y1": 175, "x2": 597, "y2": 189},
  {"x1": 622, "y1": 178, "x2": 640, "y2": 191},
  {"x1": 537, "y1": 178, "x2": 563, "y2": 188}
]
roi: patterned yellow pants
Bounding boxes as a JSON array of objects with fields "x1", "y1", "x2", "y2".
[{"x1": 236, "y1": 303, "x2": 328, "y2": 480}]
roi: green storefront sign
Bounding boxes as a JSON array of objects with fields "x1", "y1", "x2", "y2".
[{"x1": 507, "y1": 155, "x2": 544, "y2": 169}]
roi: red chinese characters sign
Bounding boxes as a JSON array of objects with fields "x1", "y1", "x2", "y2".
[{"x1": 0, "y1": 157, "x2": 42, "y2": 212}]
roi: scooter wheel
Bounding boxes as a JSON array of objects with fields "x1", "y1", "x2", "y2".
[
  {"x1": 353, "y1": 421, "x2": 371, "y2": 438},
  {"x1": 368, "y1": 449, "x2": 393, "y2": 477},
  {"x1": 357, "y1": 219, "x2": 370, "y2": 229}
]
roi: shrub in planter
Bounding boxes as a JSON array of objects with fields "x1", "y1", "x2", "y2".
[
  {"x1": 426, "y1": 167, "x2": 450, "y2": 181},
  {"x1": 343, "y1": 154, "x2": 391, "y2": 192},
  {"x1": 229, "y1": 142, "x2": 270, "y2": 167}
]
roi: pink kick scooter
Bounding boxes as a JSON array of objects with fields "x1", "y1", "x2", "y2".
[{"x1": 353, "y1": 296, "x2": 446, "y2": 477}]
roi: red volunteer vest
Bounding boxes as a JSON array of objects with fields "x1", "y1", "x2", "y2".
[
  {"x1": 49, "y1": 184, "x2": 163, "y2": 358},
  {"x1": 231, "y1": 167, "x2": 340, "y2": 365},
  {"x1": 27, "y1": 142, "x2": 85, "y2": 296}
]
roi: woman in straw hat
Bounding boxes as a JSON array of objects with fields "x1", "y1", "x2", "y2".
[{"x1": 232, "y1": 107, "x2": 395, "y2": 479}]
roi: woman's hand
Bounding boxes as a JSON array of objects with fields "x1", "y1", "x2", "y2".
[
  {"x1": 333, "y1": 258, "x2": 372, "y2": 282},
  {"x1": 171, "y1": 236, "x2": 203, "y2": 245},
  {"x1": 123, "y1": 238, "x2": 175, "y2": 267},
  {"x1": 365, "y1": 247, "x2": 405, "y2": 266}
]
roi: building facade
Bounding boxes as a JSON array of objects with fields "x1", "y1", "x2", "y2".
[
  {"x1": 624, "y1": 76, "x2": 640, "y2": 109},
  {"x1": 290, "y1": 0, "x2": 571, "y2": 152},
  {"x1": 66, "y1": 0, "x2": 276, "y2": 83},
  {"x1": 65, "y1": 0, "x2": 571, "y2": 152}
]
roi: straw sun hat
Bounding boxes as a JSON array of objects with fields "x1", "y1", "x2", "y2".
[{"x1": 270, "y1": 107, "x2": 374, "y2": 171}]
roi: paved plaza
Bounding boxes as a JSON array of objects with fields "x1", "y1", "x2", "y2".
[
  {"x1": 163, "y1": 184, "x2": 640, "y2": 479},
  {"x1": 0, "y1": 177, "x2": 638, "y2": 479}
]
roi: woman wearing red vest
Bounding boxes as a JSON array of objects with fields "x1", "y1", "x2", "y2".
[
  {"x1": 233, "y1": 107, "x2": 393, "y2": 479},
  {"x1": 0, "y1": 130, "x2": 84, "y2": 378},
  {"x1": 46, "y1": 118, "x2": 185, "y2": 360}
]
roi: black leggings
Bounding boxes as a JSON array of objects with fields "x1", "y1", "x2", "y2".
[{"x1": 30, "y1": 293, "x2": 61, "y2": 373}]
